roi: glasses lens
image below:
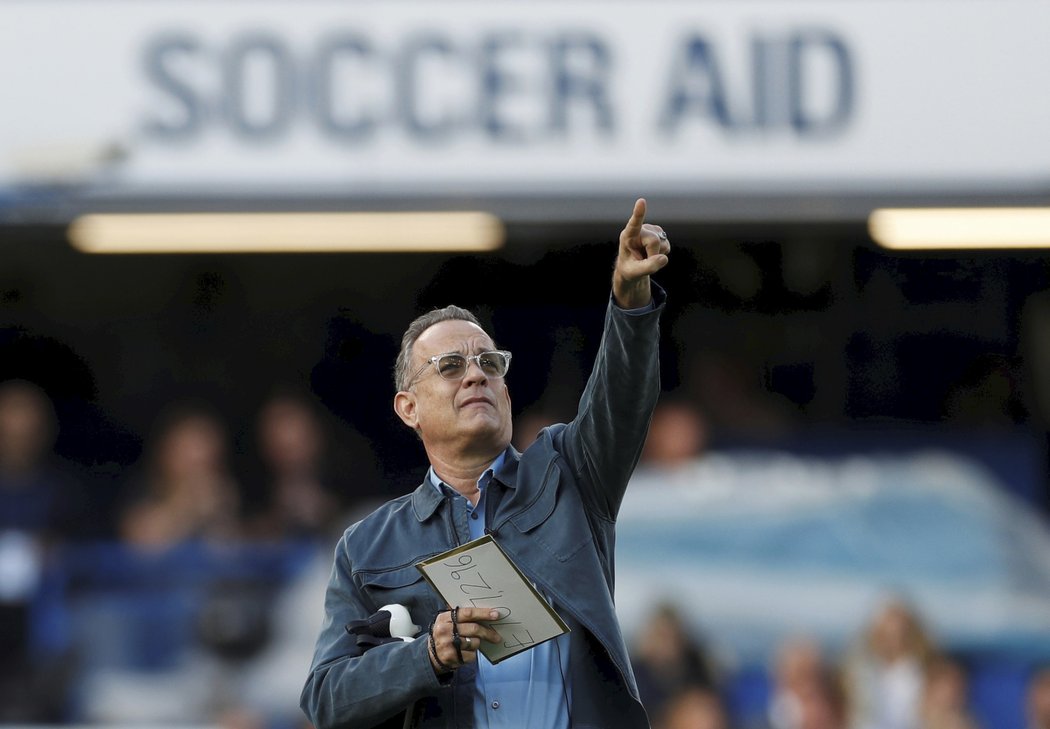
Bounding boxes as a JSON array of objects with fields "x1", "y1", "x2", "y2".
[
  {"x1": 435, "y1": 354, "x2": 467, "y2": 379},
  {"x1": 478, "y1": 351, "x2": 509, "y2": 377}
]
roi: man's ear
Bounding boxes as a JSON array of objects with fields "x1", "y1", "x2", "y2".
[{"x1": 393, "y1": 391, "x2": 418, "y2": 430}]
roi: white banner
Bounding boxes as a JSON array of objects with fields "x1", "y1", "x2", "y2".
[
  {"x1": 1, "y1": 0, "x2": 1049, "y2": 199},
  {"x1": 616, "y1": 450, "x2": 1050, "y2": 661}
]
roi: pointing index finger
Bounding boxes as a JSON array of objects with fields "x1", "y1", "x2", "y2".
[{"x1": 623, "y1": 197, "x2": 647, "y2": 237}]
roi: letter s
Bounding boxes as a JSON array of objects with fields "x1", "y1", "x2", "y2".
[{"x1": 142, "y1": 33, "x2": 203, "y2": 139}]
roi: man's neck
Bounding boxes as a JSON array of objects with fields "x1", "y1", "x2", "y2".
[{"x1": 426, "y1": 447, "x2": 504, "y2": 506}]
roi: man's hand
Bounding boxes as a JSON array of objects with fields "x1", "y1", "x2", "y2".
[
  {"x1": 613, "y1": 198, "x2": 670, "y2": 309},
  {"x1": 428, "y1": 607, "x2": 504, "y2": 674}
]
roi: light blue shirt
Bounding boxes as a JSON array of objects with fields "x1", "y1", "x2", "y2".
[{"x1": 428, "y1": 452, "x2": 572, "y2": 729}]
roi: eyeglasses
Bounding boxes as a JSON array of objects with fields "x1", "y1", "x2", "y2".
[{"x1": 409, "y1": 350, "x2": 512, "y2": 386}]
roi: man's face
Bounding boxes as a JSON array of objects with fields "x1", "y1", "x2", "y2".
[{"x1": 395, "y1": 319, "x2": 512, "y2": 456}]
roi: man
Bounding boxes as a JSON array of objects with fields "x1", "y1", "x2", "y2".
[{"x1": 301, "y1": 198, "x2": 670, "y2": 728}]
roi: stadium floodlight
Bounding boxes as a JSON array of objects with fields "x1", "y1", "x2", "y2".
[
  {"x1": 67, "y1": 211, "x2": 505, "y2": 254},
  {"x1": 869, "y1": 207, "x2": 1050, "y2": 250}
]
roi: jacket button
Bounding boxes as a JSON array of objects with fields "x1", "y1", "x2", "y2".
[{"x1": 491, "y1": 700, "x2": 500, "y2": 710}]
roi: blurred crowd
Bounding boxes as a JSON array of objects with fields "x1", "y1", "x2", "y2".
[
  {"x1": 0, "y1": 378, "x2": 367, "y2": 727},
  {"x1": 2, "y1": 376, "x2": 1049, "y2": 728},
  {"x1": 628, "y1": 597, "x2": 1050, "y2": 729}
]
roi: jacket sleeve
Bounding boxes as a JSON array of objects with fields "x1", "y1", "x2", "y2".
[
  {"x1": 559, "y1": 283, "x2": 665, "y2": 522},
  {"x1": 300, "y1": 531, "x2": 448, "y2": 729}
]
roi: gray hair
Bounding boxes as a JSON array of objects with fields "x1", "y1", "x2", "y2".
[{"x1": 394, "y1": 305, "x2": 483, "y2": 391}]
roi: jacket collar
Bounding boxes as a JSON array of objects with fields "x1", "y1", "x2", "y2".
[{"x1": 411, "y1": 446, "x2": 522, "y2": 522}]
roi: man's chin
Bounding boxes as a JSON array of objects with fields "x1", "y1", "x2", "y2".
[{"x1": 461, "y1": 418, "x2": 512, "y2": 447}]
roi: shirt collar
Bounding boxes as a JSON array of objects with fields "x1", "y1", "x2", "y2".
[
  {"x1": 426, "y1": 449, "x2": 508, "y2": 496},
  {"x1": 412, "y1": 447, "x2": 517, "y2": 522}
]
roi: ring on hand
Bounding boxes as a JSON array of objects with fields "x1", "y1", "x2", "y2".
[{"x1": 658, "y1": 231, "x2": 668, "y2": 240}]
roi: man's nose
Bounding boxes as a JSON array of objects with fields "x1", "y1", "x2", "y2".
[{"x1": 462, "y1": 358, "x2": 488, "y2": 383}]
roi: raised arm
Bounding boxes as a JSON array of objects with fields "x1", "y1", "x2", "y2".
[{"x1": 561, "y1": 198, "x2": 669, "y2": 519}]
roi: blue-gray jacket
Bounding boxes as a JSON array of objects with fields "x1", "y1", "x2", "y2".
[{"x1": 301, "y1": 288, "x2": 664, "y2": 729}]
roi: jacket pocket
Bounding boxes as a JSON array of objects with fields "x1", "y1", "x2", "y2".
[
  {"x1": 357, "y1": 564, "x2": 443, "y2": 628},
  {"x1": 508, "y1": 461, "x2": 593, "y2": 562}
]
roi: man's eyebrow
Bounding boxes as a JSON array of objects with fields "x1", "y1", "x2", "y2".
[
  {"x1": 418, "y1": 338, "x2": 496, "y2": 360},
  {"x1": 445, "y1": 345, "x2": 496, "y2": 355}
]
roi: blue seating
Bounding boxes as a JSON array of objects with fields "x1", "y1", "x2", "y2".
[
  {"x1": 64, "y1": 541, "x2": 316, "y2": 671},
  {"x1": 969, "y1": 658, "x2": 1031, "y2": 729}
]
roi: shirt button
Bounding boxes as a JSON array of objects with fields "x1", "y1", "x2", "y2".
[
  {"x1": 491, "y1": 700, "x2": 500, "y2": 710},
  {"x1": 471, "y1": 512, "x2": 479, "y2": 520}
]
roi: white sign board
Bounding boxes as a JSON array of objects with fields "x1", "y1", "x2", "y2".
[
  {"x1": 417, "y1": 535, "x2": 570, "y2": 664},
  {"x1": 1, "y1": 0, "x2": 1048, "y2": 200}
]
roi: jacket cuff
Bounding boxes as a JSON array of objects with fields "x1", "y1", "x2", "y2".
[{"x1": 610, "y1": 282, "x2": 667, "y2": 314}]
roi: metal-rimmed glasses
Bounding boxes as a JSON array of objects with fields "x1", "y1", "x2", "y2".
[{"x1": 410, "y1": 350, "x2": 512, "y2": 386}]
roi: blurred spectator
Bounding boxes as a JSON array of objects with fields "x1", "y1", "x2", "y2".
[
  {"x1": 0, "y1": 379, "x2": 79, "y2": 721},
  {"x1": 760, "y1": 637, "x2": 832, "y2": 729},
  {"x1": 632, "y1": 602, "x2": 720, "y2": 722},
  {"x1": 658, "y1": 685, "x2": 732, "y2": 729},
  {"x1": 749, "y1": 636, "x2": 846, "y2": 729},
  {"x1": 1028, "y1": 665, "x2": 1050, "y2": 729},
  {"x1": 0, "y1": 378, "x2": 82, "y2": 538},
  {"x1": 793, "y1": 671, "x2": 847, "y2": 729},
  {"x1": 685, "y1": 351, "x2": 795, "y2": 439},
  {"x1": 641, "y1": 398, "x2": 709, "y2": 467},
  {"x1": 120, "y1": 403, "x2": 242, "y2": 550},
  {"x1": 843, "y1": 597, "x2": 934, "y2": 729},
  {"x1": 247, "y1": 391, "x2": 343, "y2": 541},
  {"x1": 918, "y1": 655, "x2": 980, "y2": 729}
]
